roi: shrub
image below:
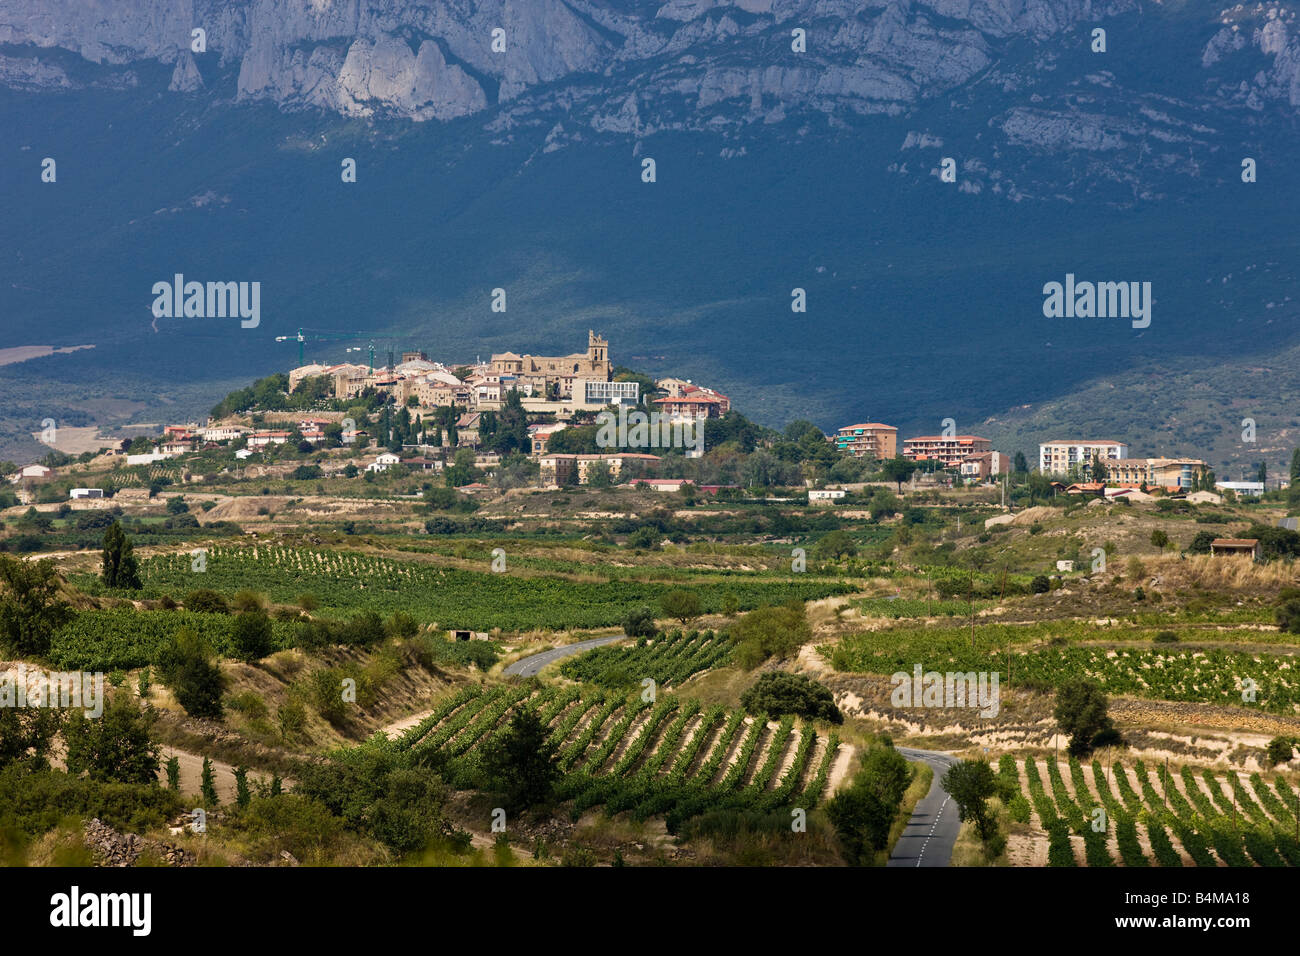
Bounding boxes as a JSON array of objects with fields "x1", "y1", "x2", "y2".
[
  {"x1": 1150, "y1": 529, "x2": 1169, "y2": 548},
  {"x1": 1153, "y1": 631, "x2": 1179, "y2": 643},
  {"x1": 1031, "y1": 575, "x2": 1051, "y2": 594}
]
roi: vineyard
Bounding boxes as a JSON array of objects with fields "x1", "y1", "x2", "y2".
[
  {"x1": 48, "y1": 608, "x2": 299, "y2": 671},
  {"x1": 826, "y1": 622, "x2": 1300, "y2": 714},
  {"x1": 558, "y1": 629, "x2": 733, "y2": 688},
  {"x1": 1003, "y1": 754, "x2": 1300, "y2": 866},
  {"x1": 133, "y1": 545, "x2": 852, "y2": 632},
  {"x1": 382, "y1": 684, "x2": 843, "y2": 832}
]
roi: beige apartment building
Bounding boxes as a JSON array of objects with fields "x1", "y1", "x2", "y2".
[
  {"x1": 902, "y1": 435, "x2": 992, "y2": 468},
  {"x1": 834, "y1": 423, "x2": 898, "y2": 459}
]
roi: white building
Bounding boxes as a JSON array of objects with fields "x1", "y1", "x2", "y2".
[
  {"x1": 367, "y1": 452, "x2": 401, "y2": 473},
  {"x1": 201, "y1": 424, "x2": 249, "y2": 442},
  {"x1": 70, "y1": 488, "x2": 104, "y2": 499},
  {"x1": 808, "y1": 489, "x2": 847, "y2": 504},
  {"x1": 1039, "y1": 440, "x2": 1129, "y2": 475},
  {"x1": 582, "y1": 379, "x2": 639, "y2": 407},
  {"x1": 126, "y1": 451, "x2": 170, "y2": 466},
  {"x1": 1215, "y1": 481, "x2": 1265, "y2": 497}
]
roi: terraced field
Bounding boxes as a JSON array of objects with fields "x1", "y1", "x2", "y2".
[
  {"x1": 383, "y1": 684, "x2": 844, "y2": 832},
  {"x1": 1003, "y1": 754, "x2": 1300, "y2": 867}
]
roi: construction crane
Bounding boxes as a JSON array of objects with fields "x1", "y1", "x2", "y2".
[
  {"x1": 345, "y1": 342, "x2": 378, "y2": 375},
  {"x1": 273, "y1": 327, "x2": 369, "y2": 366}
]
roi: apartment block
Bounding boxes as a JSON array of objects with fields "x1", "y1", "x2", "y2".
[
  {"x1": 1039, "y1": 440, "x2": 1129, "y2": 475},
  {"x1": 833, "y1": 423, "x2": 898, "y2": 459},
  {"x1": 902, "y1": 435, "x2": 992, "y2": 468}
]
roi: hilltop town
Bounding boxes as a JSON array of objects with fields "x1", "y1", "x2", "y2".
[{"x1": 6, "y1": 332, "x2": 1276, "y2": 508}]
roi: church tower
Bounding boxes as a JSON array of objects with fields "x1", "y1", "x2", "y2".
[{"x1": 587, "y1": 330, "x2": 610, "y2": 375}]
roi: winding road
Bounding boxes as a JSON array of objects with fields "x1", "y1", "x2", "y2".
[
  {"x1": 888, "y1": 747, "x2": 961, "y2": 867},
  {"x1": 502, "y1": 635, "x2": 625, "y2": 677},
  {"x1": 503, "y1": 638, "x2": 963, "y2": 867}
]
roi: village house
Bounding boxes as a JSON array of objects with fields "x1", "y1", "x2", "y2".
[
  {"x1": 539, "y1": 453, "x2": 661, "y2": 486},
  {"x1": 652, "y1": 395, "x2": 725, "y2": 419},
  {"x1": 246, "y1": 431, "x2": 291, "y2": 449},
  {"x1": 367, "y1": 452, "x2": 401, "y2": 473}
]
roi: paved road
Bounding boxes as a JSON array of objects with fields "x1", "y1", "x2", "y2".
[
  {"x1": 888, "y1": 747, "x2": 961, "y2": 868},
  {"x1": 502, "y1": 635, "x2": 625, "y2": 677}
]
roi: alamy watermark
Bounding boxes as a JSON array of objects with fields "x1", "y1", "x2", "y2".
[
  {"x1": 151, "y1": 274, "x2": 260, "y2": 328},
  {"x1": 1, "y1": 664, "x2": 104, "y2": 717},
  {"x1": 890, "y1": 665, "x2": 1000, "y2": 718},
  {"x1": 1042, "y1": 273, "x2": 1151, "y2": 329},
  {"x1": 595, "y1": 406, "x2": 703, "y2": 454}
]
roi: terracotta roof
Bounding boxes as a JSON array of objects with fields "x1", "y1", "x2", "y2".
[
  {"x1": 838, "y1": 423, "x2": 897, "y2": 432},
  {"x1": 1211, "y1": 538, "x2": 1259, "y2": 547}
]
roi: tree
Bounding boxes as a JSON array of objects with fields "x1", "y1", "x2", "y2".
[
  {"x1": 881, "y1": 456, "x2": 917, "y2": 492},
  {"x1": 165, "y1": 755, "x2": 180, "y2": 790},
  {"x1": 200, "y1": 756, "x2": 219, "y2": 807},
  {"x1": 64, "y1": 695, "x2": 160, "y2": 785},
  {"x1": 0, "y1": 555, "x2": 72, "y2": 657},
  {"x1": 1291, "y1": 449, "x2": 1300, "y2": 483},
  {"x1": 1091, "y1": 454, "x2": 1107, "y2": 482},
  {"x1": 1188, "y1": 531, "x2": 1215, "y2": 555},
  {"x1": 622, "y1": 606, "x2": 657, "y2": 639},
  {"x1": 1150, "y1": 529, "x2": 1169, "y2": 548},
  {"x1": 1257, "y1": 461, "x2": 1268, "y2": 484},
  {"x1": 1054, "y1": 679, "x2": 1121, "y2": 756},
  {"x1": 156, "y1": 627, "x2": 224, "y2": 719},
  {"x1": 659, "y1": 589, "x2": 702, "y2": 625},
  {"x1": 101, "y1": 521, "x2": 142, "y2": 589},
  {"x1": 730, "y1": 601, "x2": 812, "y2": 669},
  {"x1": 740, "y1": 672, "x2": 842, "y2": 723},
  {"x1": 942, "y1": 759, "x2": 999, "y2": 843},
  {"x1": 815, "y1": 530, "x2": 857, "y2": 560},
  {"x1": 0, "y1": 706, "x2": 61, "y2": 769},
  {"x1": 231, "y1": 610, "x2": 274, "y2": 662},
  {"x1": 1013, "y1": 451, "x2": 1028, "y2": 475},
  {"x1": 586, "y1": 460, "x2": 613, "y2": 488},
  {"x1": 234, "y1": 765, "x2": 251, "y2": 808},
  {"x1": 480, "y1": 708, "x2": 561, "y2": 811}
]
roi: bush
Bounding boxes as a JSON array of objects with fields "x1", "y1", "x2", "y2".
[
  {"x1": 1153, "y1": 630, "x2": 1179, "y2": 643},
  {"x1": 622, "y1": 606, "x2": 657, "y2": 639},
  {"x1": 231, "y1": 610, "x2": 274, "y2": 662},
  {"x1": 1031, "y1": 575, "x2": 1051, "y2": 594},
  {"x1": 185, "y1": 588, "x2": 229, "y2": 614},
  {"x1": 740, "y1": 672, "x2": 842, "y2": 724},
  {"x1": 1150, "y1": 529, "x2": 1169, "y2": 548},
  {"x1": 1266, "y1": 736, "x2": 1296, "y2": 767}
]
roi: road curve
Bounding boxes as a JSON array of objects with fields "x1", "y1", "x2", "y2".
[
  {"x1": 503, "y1": 635, "x2": 625, "y2": 677},
  {"x1": 888, "y1": 747, "x2": 962, "y2": 868}
]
